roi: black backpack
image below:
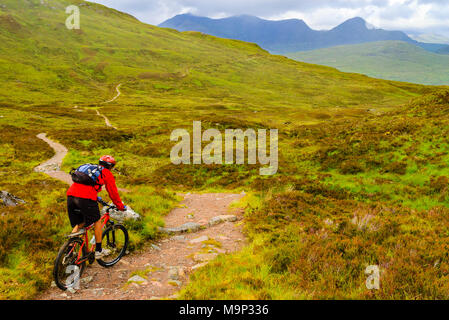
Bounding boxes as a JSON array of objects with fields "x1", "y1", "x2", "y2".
[{"x1": 70, "y1": 164, "x2": 104, "y2": 189}]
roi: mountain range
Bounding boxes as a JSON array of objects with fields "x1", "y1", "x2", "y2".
[{"x1": 159, "y1": 14, "x2": 449, "y2": 54}]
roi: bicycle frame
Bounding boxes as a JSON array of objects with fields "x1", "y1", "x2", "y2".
[{"x1": 67, "y1": 211, "x2": 112, "y2": 266}]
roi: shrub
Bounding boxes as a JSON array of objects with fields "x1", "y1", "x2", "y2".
[
  {"x1": 339, "y1": 160, "x2": 365, "y2": 174},
  {"x1": 381, "y1": 161, "x2": 407, "y2": 175}
]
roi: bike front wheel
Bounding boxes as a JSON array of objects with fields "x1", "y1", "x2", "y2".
[
  {"x1": 97, "y1": 224, "x2": 129, "y2": 267},
  {"x1": 53, "y1": 238, "x2": 87, "y2": 291}
]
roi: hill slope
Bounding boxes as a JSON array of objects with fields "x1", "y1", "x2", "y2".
[
  {"x1": 0, "y1": 1, "x2": 425, "y2": 115},
  {"x1": 288, "y1": 41, "x2": 449, "y2": 85},
  {"x1": 160, "y1": 14, "x2": 420, "y2": 53}
]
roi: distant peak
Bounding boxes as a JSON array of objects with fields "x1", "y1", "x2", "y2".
[
  {"x1": 347, "y1": 17, "x2": 367, "y2": 23},
  {"x1": 333, "y1": 17, "x2": 379, "y2": 31},
  {"x1": 176, "y1": 13, "x2": 197, "y2": 18},
  {"x1": 235, "y1": 14, "x2": 259, "y2": 19}
]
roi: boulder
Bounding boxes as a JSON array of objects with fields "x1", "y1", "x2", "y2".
[
  {"x1": 208, "y1": 215, "x2": 237, "y2": 226},
  {"x1": 0, "y1": 191, "x2": 25, "y2": 207},
  {"x1": 102, "y1": 205, "x2": 141, "y2": 222},
  {"x1": 158, "y1": 222, "x2": 202, "y2": 234}
]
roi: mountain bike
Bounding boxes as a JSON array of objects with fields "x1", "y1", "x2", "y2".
[{"x1": 53, "y1": 199, "x2": 129, "y2": 291}]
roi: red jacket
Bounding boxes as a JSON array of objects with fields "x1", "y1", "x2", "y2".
[{"x1": 67, "y1": 167, "x2": 125, "y2": 210}]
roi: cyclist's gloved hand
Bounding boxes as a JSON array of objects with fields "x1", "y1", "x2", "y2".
[
  {"x1": 97, "y1": 196, "x2": 103, "y2": 202},
  {"x1": 117, "y1": 204, "x2": 127, "y2": 211}
]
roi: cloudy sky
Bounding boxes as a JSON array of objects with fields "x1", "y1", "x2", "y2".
[{"x1": 91, "y1": 0, "x2": 449, "y2": 37}]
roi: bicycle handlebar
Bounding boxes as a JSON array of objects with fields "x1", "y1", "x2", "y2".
[{"x1": 97, "y1": 199, "x2": 116, "y2": 212}]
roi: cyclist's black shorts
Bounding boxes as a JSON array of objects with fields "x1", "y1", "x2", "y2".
[{"x1": 67, "y1": 196, "x2": 100, "y2": 228}]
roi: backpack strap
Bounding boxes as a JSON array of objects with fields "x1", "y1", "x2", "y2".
[{"x1": 93, "y1": 165, "x2": 105, "y2": 192}]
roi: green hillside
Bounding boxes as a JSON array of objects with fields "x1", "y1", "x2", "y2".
[
  {"x1": 288, "y1": 41, "x2": 449, "y2": 86},
  {"x1": 2, "y1": 0, "x2": 449, "y2": 300}
]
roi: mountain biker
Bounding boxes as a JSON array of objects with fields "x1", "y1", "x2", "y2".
[{"x1": 67, "y1": 155, "x2": 126, "y2": 259}]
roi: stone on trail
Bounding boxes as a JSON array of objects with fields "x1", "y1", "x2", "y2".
[
  {"x1": 168, "y1": 280, "x2": 182, "y2": 287},
  {"x1": 168, "y1": 267, "x2": 180, "y2": 280},
  {"x1": 81, "y1": 276, "x2": 93, "y2": 285},
  {"x1": 103, "y1": 205, "x2": 141, "y2": 222},
  {"x1": 193, "y1": 253, "x2": 218, "y2": 262},
  {"x1": 151, "y1": 244, "x2": 161, "y2": 251},
  {"x1": 158, "y1": 222, "x2": 202, "y2": 234},
  {"x1": 208, "y1": 215, "x2": 238, "y2": 226},
  {"x1": 189, "y1": 235, "x2": 209, "y2": 244},
  {"x1": 0, "y1": 191, "x2": 25, "y2": 207},
  {"x1": 172, "y1": 235, "x2": 186, "y2": 241},
  {"x1": 191, "y1": 262, "x2": 208, "y2": 270},
  {"x1": 92, "y1": 288, "x2": 104, "y2": 297},
  {"x1": 128, "y1": 275, "x2": 147, "y2": 284}
]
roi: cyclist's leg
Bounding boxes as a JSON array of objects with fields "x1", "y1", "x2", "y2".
[
  {"x1": 94, "y1": 220, "x2": 102, "y2": 249},
  {"x1": 72, "y1": 222, "x2": 85, "y2": 233},
  {"x1": 77, "y1": 198, "x2": 102, "y2": 250},
  {"x1": 67, "y1": 196, "x2": 84, "y2": 233}
]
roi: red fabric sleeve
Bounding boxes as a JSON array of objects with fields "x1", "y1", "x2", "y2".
[{"x1": 102, "y1": 169, "x2": 125, "y2": 210}]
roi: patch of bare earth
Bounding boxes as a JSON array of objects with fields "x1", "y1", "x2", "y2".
[{"x1": 38, "y1": 192, "x2": 246, "y2": 300}]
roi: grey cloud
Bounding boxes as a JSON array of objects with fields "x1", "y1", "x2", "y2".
[{"x1": 91, "y1": 0, "x2": 449, "y2": 36}]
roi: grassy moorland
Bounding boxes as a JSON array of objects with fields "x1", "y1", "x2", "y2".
[
  {"x1": 288, "y1": 41, "x2": 449, "y2": 86},
  {"x1": 0, "y1": 0, "x2": 448, "y2": 299},
  {"x1": 180, "y1": 90, "x2": 449, "y2": 299}
]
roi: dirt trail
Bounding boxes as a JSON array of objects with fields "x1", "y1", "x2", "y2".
[
  {"x1": 96, "y1": 109, "x2": 118, "y2": 130},
  {"x1": 35, "y1": 134, "x2": 129, "y2": 193},
  {"x1": 34, "y1": 133, "x2": 72, "y2": 185},
  {"x1": 101, "y1": 83, "x2": 122, "y2": 104},
  {"x1": 35, "y1": 83, "x2": 124, "y2": 185},
  {"x1": 38, "y1": 192, "x2": 246, "y2": 300},
  {"x1": 95, "y1": 83, "x2": 122, "y2": 129}
]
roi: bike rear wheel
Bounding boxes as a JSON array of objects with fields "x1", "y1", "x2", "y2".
[
  {"x1": 53, "y1": 238, "x2": 87, "y2": 291},
  {"x1": 97, "y1": 224, "x2": 129, "y2": 267}
]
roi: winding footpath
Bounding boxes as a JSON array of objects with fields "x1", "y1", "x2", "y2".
[
  {"x1": 34, "y1": 83, "x2": 123, "y2": 182},
  {"x1": 101, "y1": 83, "x2": 122, "y2": 104},
  {"x1": 34, "y1": 83, "x2": 247, "y2": 300},
  {"x1": 96, "y1": 109, "x2": 118, "y2": 130},
  {"x1": 96, "y1": 83, "x2": 122, "y2": 129},
  {"x1": 34, "y1": 133, "x2": 72, "y2": 185}
]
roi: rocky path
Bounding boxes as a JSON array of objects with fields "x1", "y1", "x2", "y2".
[{"x1": 38, "y1": 192, "x2": 246, "y2": 300}]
